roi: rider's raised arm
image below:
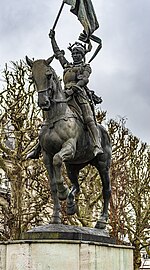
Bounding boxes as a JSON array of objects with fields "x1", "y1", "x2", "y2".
[{"x1": 49, "y1": 29, "x2": 69, "y2": 68}]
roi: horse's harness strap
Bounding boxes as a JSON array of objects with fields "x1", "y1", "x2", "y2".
[
  {"x1": 38, "y1": 88, "x2": 50, "y2": 93},
  {"x1": 38, "y1": 87, "x2": 71, "y2": 103},
  {"x1": 51, "y1": 97, "x2": 71, "y2": 103},
  {"x1": 42, "y1": 113, "x2": 77, "y2": 129}
]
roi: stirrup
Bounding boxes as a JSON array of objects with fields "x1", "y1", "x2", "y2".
[{"x1": 93, "y1": 145, "x2": 103, "y2": 156}]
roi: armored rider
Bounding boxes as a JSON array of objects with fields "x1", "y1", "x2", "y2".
[{"x1": 27, "y1": 30, "x2": 103, "y2": 159}]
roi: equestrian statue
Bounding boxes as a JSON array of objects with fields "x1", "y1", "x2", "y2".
[{"x1": 26, "y1": 0, "x2": 112, "y2": 229}]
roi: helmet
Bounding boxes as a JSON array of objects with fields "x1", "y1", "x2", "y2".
[{"x1": 68, "y1": 42, "x2": 86, "y2": 56}]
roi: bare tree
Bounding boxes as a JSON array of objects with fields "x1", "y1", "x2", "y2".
[
  {"x1": 0, "y1": 61, "x2": 149, "y2": 270},
  {"x1": 108, "y1": 118, "x2": 150, "y2": 270},
  {"x1": 0, "y1": 61, "x2": 52, "y2": 239}
]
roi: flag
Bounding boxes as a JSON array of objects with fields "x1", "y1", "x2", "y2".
[{"x1": 63, "y1": 0, "x2": 99, "y2": 37}]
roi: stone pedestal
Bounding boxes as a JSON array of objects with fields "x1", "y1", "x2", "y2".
[
  {"x1": 22, "y1": 224, "x2": 112, "y2": 243},
  {"x1": 0, "y1": 224, "x2": 134, "y2": 270}
]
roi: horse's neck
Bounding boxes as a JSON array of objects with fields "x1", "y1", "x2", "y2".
[{"x1": 45, "y1": 89, "x2": 72, "y2": 120}]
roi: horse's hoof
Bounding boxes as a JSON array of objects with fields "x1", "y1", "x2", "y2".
[
  {"x1": 26, "y1": 150, "x2": 40, "y2": 159},
  {"x1": 58, "y1": 187, "x2": 69, "y2": 201},
  {"x1": 67, "y1": 204, "x2": 76, "y2": 215},
  {"x1": 50, "y1": 216, "x2": 61, "y2": 224},
  {"x1": 95, "y1": 216, "x2": 107, "y2": 229}
]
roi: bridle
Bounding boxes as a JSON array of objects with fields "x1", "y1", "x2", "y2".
[
  {"x1": 37, "y1": 85, "x2": 70, "y2": 104},
  {"x1": 33, "y1": 66, "x2": 70, "y2": 104},
  {"x1": 38, "y1": 88, "x2": 51, "y2": 94}
]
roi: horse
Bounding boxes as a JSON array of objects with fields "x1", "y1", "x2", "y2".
[{"x1": 26, "y1": 55, "x2": 112, "y2": 229}]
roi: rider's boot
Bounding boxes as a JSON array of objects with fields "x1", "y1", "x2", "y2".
[
  {"x1": 26, "y1": 143, "x2": 41, "y2": 159},
  {"x1": 87, "y1": 121, "x2": 103, "y2": 156}
]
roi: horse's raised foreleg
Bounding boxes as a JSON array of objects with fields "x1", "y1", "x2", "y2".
[
  {"x1": 43, "y1": 151, "x2": 61, "y2": 224},
  {"x1": 53, "y1": 138, "x2": 76, "y2": 201},
  {"x1": 95, "y1": 161, "x2": 111, "y2": 229}
]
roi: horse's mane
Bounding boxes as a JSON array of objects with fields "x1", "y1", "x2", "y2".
[{"x1": 48, "y1": 64, "x2": 62, "y2": 92}]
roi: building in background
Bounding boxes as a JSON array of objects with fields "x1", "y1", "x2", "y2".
[{"x1": 140, "y1": 247, "x2": 150, "y2": 269}]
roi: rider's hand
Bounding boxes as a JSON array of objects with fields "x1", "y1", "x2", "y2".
[
  {"x1": 49, "y1": 29, "x2": 55, "y2": 39},
  {"x1": 78, "y1": 31, "x2": 89, "y2": 43}
]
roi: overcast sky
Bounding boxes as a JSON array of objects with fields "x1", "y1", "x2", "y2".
[{"x1": 0, "y1": 0, "x2": 150, "y2": 144}]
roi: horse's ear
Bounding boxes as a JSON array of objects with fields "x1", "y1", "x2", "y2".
[
  {"x1": 46, "y1": 55, "x2": 54, "y2": 65},
  {"x1": 26, "y1": 56, "x2": 33, "y2": 67}
]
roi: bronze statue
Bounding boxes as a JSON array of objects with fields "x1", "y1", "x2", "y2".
[
  {"x1": 28, "y1": 31, "x2": 103, "y2": 159},
  {"x1": 26, "y1": 55, "x2": 112, "y2": 229},
  {"x1": 26, "y1": 0, "x2": 112, "y2": 229}
]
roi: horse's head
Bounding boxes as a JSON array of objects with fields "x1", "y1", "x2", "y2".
[{"x1": 26, "y1": 55, "x2": 56, "y2": 111}]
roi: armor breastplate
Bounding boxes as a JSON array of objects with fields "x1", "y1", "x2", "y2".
[{"x1": 63, "y1": 64, "x2": 82, "y2": 89}]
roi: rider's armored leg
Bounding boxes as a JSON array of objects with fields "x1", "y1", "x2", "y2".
[
  {"x1": 80, "y1": 103, "x2": 103, "y2": 156},
  {"x1": 87, "y1": 119, "x2": 103, "y2": 156},
  {"x1": 26, "y1": 142, "x2": 41, "y2": 159}
]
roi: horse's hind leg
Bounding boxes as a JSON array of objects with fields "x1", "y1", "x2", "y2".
[
  {"x1": 94, "y1": 160, "x2": 111, "y2": 229},
  {"x1": 53, "y1": 138, "x2": 76, "y2": 201},
  {"x1": 65, "y1": 164, "x2": 80, "y2": 215},
  {"x1": 43, "y1": 151, "x2": 61, "y2": 224}
]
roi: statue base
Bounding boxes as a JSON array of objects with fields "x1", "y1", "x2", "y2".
[
  {"x1": 22, "y1": 223, "x2": 114, "y2": 243},
  {"x1": 0, "y1": 224, "x2": 134, "y2": 270}
]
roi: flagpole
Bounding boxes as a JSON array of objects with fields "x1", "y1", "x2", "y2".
[{"x1": 52, "y1": 1, "x2": 65, "y2": 31}]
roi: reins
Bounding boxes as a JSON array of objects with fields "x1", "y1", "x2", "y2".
[{"x1": 38, "y1": 87, "x2": 71, "y2": 103}]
